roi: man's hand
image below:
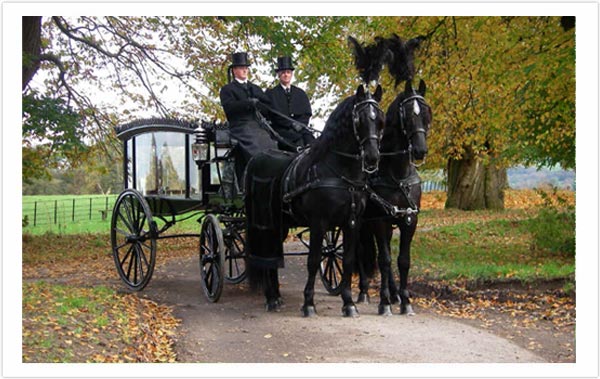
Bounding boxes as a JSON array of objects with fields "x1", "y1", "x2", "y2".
[{"x1": 248, "y1": 97, "x2": 267, "y2": 112}]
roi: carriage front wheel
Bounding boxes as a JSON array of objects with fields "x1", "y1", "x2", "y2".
[
  {"x1": 319, "y1": 227, "x2": 345, "y2": 296},
  {"x1": 199, "y1": 214, "x2": 226, "y2": 302},
  {"x1": 110, "y1": 189, "x2": 157, "y2": 291}
]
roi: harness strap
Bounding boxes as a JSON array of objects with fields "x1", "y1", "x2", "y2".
[
  {"x1": 380, "y1": 149, "x2": 410, "y2": 157},
  {"x1": 331, "y1": 149, "x2": 361, "y2": 160},
  {"x1": 366, "y1": 172, "x2": 421, "y2": 218}
]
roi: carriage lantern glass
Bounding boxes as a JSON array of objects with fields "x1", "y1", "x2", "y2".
[{"x1": 192, "y1": 131, "x2": 210, "y2": 163}]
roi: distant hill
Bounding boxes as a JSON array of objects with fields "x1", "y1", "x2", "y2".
[{"x1": 507, "y1": 166, "x2": 575, "y2": 190}]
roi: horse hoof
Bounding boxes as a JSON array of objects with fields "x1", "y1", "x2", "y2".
[
  {"x1": 401, "y1": 304, "x2": 415, "y2": 316},
  {"x1": 302, "y1": 305, "x2": 317, "y2": 317},
  {"x1": 378, "y1": 304, "x2": 393, "y2": 316},
  {"x1": 342, "y1": 305, "x2": 359, "y2": 318},
  {"x1": 356, "y1": 293, "x2": 370, "y2": 304},
  {"x1": 265, "y1": 302, "x2": 281, "y2": 312}
]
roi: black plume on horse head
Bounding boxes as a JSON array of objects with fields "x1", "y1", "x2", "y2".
[
  {"x1": 348, "y1": 36, "x2": 391, "y2": 84},
  {"x1": 385, "y1": 34, "x2": 426, "y2": 86}
]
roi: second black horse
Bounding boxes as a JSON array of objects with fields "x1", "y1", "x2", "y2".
[{"x1": 358, "y1": 78, "x2": 432, "y2": 316}]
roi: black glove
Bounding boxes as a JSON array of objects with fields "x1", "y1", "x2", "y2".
[{"x1": 255, "y1": 101, "x2": 268, "y2": 112}]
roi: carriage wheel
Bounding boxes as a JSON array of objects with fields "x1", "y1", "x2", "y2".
[
  {"x1": 319, "y1": 227, "x2": 345, "y2": 295},
  {"x1": 110, "y1": 189, "x2": 157, "y2": 291},
  {"x1": 199, "y1": 214, "x2": 225, "y2": 302},
  {"x1": 224, "y1": 222, "x2": 247, "y2": 284}
]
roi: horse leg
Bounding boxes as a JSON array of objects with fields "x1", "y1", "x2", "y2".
[
  {"x1": 301, "y1": 227, "x2": 324, "y2": 317},
  {"x1": 398, "y1": 220, "x2": 417, "y2": 315},
  {"x1": 341, "y1": 225, "x2": 359, "y2": 317},
  {"x1": 356, "y1": 225, "x2": 375, "y2": 304},
  {"x1": 356, "y1": 258, "x2": 370, "y2": 304},
  {"x1": 374, "y1": 222, "x2": 393, "y2": 316},
  {"x1": 264, "y1": 268, "x2": 281, "y2": 312}
]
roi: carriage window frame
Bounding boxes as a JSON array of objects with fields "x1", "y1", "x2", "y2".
[{"x1": 122, "y1": 130, "x2": 200, "y2": 200}]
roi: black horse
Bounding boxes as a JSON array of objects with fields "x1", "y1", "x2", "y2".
[
  {"x1": 357, "y1": 79, "x2": 432, "y2": 316},
  {"x1": 245, "y1": 84, "x2": 385, "y2": 317}
]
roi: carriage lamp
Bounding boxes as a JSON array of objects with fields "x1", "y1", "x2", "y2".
[{"x1": 192, "y1": 131, "x2": 210, "y2": 164}]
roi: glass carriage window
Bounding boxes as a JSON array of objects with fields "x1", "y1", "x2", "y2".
[{"x1": 128, "y1": 132, "x2": 198, "y2": 198}]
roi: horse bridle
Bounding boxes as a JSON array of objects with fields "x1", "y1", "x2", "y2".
[
  {"x1": 351, "y1": 98, "x2": 384, "y2": 174},
  {"x1": 398, "y1": 94, "x2": 430, "y2": 167}
]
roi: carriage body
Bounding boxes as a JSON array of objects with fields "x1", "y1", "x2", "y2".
[
  {"x1": 115, "y1": 119, "x2": 242, "y2": 216},
  {"x1": 111, "y1": 119, "x2": 246, "y2": 299}
]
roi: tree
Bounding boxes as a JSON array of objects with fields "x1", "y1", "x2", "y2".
[
  {"x1": 23, "y1": 16, "x2": 575, "y2": 206},
  {"x1": 376, "y1": 17, "x2": 574, "y2": 209}
]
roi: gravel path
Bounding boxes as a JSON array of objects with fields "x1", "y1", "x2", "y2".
[{"x1": 138, "y1": 249, "x2": 546, "y2": 364}]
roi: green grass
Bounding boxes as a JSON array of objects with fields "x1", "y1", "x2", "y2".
[
  {"x1": 402, "y1": 215, "x2": 574, "y2": 282},
  {"x1": 22, "y1": 194, "x2": 204, "y2": 235},
  {"x1": 22, "y1": 195, "x2": 117, "y2": 235}
]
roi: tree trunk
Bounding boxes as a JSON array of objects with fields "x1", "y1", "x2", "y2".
[
  {"x1": 22, "y1": 16, "x2": 42, "y2": 91},
  {"x1": 445, "y1": 153, "x2": 507, "y2": 210}
]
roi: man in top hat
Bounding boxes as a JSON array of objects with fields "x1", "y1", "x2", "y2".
[
  {"x1": 219, "y1": 52, "x2": 277, "y2": 182},
  {"x1": 265, "y1": 56, "x2": 314, "y2": 152}
]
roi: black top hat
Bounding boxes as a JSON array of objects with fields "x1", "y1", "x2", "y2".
[
  {"x1": 231, "y1": 52, "x2": 251, "y2": 67},
  {"x1": 275, "y1": 56, "x2": 294, "y2": 72}
]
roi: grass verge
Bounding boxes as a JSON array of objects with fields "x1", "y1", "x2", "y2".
[
  {"x1": 22, "y1": 282, "x2": 179, "y2": 363},
  {"x1": 400, "y1": 210, "x2": 574, "y2": 283}
]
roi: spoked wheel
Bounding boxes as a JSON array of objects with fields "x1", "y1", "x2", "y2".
[
  {"x1": 199, "y1": 214, "x2": 225, "y2": 302},
  {"x1": 319, "y1": 227, "x2": 345, "y2": 295},
  {"x1": 110, "y1": 189, "x2": 157, "y2": 291},
  {"x1": 223, "y1": 216, "x2": 247, "y2": 284}
]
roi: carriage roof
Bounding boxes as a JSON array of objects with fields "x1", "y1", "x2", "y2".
[{"x1": 114, "y1": 118, "x2": 199, "y2": 141}]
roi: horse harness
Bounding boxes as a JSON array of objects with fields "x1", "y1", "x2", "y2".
[
  {"x1": 280, "y1": 97, "x2": 385, "y2": 228},
  {"x1": 332, "y1": 98, "x2": 384, "y2": 174},
  {"x1": 360, "y1": 94, "x2": 429, "y2": 225},
  {"x1": 366, "y1": 171, "x2": 421, "y2": 226},
  {"x1": 282, "y1": 150, "x2": 367, "y2": 229}
]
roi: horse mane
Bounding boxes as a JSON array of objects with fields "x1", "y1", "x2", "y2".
[
  {"x1": 306, "y1": 95, "x2": 355, "y2": 164},
  {"x1": 385, "y1": 34, "x2": 425, "y2": 87}
]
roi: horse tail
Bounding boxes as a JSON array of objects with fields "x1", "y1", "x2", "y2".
[
  {"x1": 356, "y1": 223, "x2": 378, "y2": 278},
  {"x1": 246, "y1": 227, "x2": 282, "y2": 292}
]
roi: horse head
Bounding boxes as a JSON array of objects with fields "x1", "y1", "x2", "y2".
[
  {"x1": 396, "y1": 79, "x2": 431, "y2": 163},
  {"x1": 353, "y1": 84, "x2": 385, "y2": 173}
]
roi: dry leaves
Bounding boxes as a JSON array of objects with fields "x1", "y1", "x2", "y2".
[{"x1": 22, "y1": 282, "x2": 180, "y2": 363}]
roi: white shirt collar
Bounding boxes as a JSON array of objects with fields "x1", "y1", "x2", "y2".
[
  {"x1": 281, "y1": 84, "x2": 291, "y2": 91},
  {"x1": 235, "y1": 78, "x2": 247, "y2": 84}
]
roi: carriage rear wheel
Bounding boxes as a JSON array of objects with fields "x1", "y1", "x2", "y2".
[
  {"x1": 319, "y1": 227, "x2": 345, "y2": 295},
  {"x1": 110, "y1": 189, "x2": 157, "y2": 291},
  {"x1": 224, "y1": 226, "x2": 247, "y2": 284},
  {"x1": 222, "y1": 211, "x2": 247, "y2": 284},
  {"x1": 199, "y1": 214, "x2": 225, "y2": 302}
]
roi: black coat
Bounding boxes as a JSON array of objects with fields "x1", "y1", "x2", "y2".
[
  {"x1": 219, "y1": 80, "x2": 277, "y2": 162},
  {"x1": 265, "y1": 85, "x2": 313, "y2": 149}
]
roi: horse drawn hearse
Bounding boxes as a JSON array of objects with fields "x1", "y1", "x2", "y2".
[
  {"x1": 110, "y1": 117, "x2": 345, "y2": 302},
  {"x1": 111, "y1": 35, "x2": 432, "y2": 316}
]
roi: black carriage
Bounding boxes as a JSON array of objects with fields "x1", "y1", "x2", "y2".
[{"x1": 110, "y1": 118, "x2": 344, "y2": 302}]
